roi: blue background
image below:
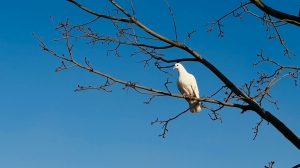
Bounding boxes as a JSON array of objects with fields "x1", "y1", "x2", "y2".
[{"x1": 1, "y1": 0, "x2": 299, "y2": 167}]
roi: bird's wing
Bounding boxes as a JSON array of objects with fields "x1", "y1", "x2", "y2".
[
  {"x1": 176, "y1": 78, "x2": 186, "y2": 95},
  {"x1": 189, "y1": 74, "x2": 199, "y2": 98}
]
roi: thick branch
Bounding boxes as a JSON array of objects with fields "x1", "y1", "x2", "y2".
[
  {"x1": 250, "y1": 0, "x2": 300, "y2": 26},
  {"x1": 264, "y1": 111, "x2": 300, "y2": 150}
]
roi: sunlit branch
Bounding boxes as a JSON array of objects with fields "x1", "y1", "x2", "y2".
[{"x1": 267, "y1": 15, "x2": 295, "y2": 58}]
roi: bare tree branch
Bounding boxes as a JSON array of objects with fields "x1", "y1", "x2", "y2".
[
  {"x1": 266, "y1": 15, "x2": 295, "y2": 57},
  {"x1": 292, "y1": 163, "x2": 300, "y2": 168},
  {"x1": 32, "y1": 33, "x2": 250, "y2": 111},
  {"x1": 264, "y1": 161, "x2": 275, "y2": 168},
  {"x1": 252, "y1": 117, "x2": 264, "y2": 140},
  {"x1": 151, "y1": 107, "x2": 190, "y2": 138},
  {"x1": 164, "y1": 0, "x2": 178, "y2": 41},
  {"x1": 205, "y1": 2, "x2": 251, "y2": 37},
  {"x1": 250, "y1": 0, "x2": 300, "y2": 26},
  {"x1": 67, "y1": 0, "x2": 133, "y2": 23}
]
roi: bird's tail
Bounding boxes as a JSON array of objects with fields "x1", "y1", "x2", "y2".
[{"x1": 189, "y1": 101, "x2": 201, "y2": 113}]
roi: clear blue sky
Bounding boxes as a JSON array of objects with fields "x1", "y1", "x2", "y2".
[{"x1": 1, "y1": 0, "x2": 299, "y2": 167}]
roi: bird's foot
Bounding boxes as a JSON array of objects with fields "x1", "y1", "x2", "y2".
[{"x1": 182, "y1": 93, "x2": 193, "y2": 99}]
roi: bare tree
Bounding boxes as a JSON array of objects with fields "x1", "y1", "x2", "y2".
[{"x1": 33, "y1": 0, "x2": 300, "y2": 166}]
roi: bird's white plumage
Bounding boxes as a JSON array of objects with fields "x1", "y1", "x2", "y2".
[{"x1": 174, "y1": 63, "x2": 201, "y2": 113}]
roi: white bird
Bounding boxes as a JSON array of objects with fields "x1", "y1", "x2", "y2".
[{"x1": 174, "y1": 63, "x2": 201, "y2": 113}]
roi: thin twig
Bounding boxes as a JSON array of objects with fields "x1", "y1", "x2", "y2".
[
  {"x1": 164, "y1": 0, "x2": 178, "y2": 41},
  {"x1": 151, "y1": 107, "x2": 189, "y2": 138}
]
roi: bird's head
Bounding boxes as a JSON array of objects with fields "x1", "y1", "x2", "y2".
[{"x1": 173, "y1": 63, "x2": 183, "y2": 70}]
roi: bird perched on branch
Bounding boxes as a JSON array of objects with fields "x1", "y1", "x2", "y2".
[{"x1": 174, "y1": 63, "x2": 201, "y2": 113}]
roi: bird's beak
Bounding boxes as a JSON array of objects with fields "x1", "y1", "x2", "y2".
[{"x1": 173, "y1": 64, "x2": 176, "y2": 69}]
